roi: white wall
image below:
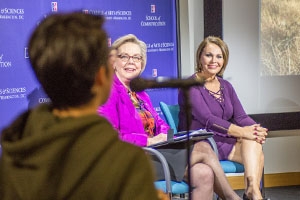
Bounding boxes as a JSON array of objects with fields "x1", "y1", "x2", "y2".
[
  {"x1": 223, "y1": 0, "x2": 261, "y2": 114},
  {"x1": 179, "y1": 0, "x2": 204, "y2": 78},
  {"x1": 179, "y1": 0, "x2": 300, "y2": 174},
  {"x1": 264, "y1": 133, "x2": 300, "y2": 173}
]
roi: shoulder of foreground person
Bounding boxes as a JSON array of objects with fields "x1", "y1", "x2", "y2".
[
  {"x1": 79, "y1": 126, "x2": 159, "y2": 200},
  {"x1": 62, "y1": 134, "x2": 160, "y2": 200}
]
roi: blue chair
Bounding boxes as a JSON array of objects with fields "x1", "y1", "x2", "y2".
[
  {"x1": 144, "y1": 102, "x2": 214, "y2": 199},
  {"x1": 143, "y1": 147, "x2": 189, "y2": 199},
  {"x1": 159, "y1": 101, "x2": 265, "y2": 198}
]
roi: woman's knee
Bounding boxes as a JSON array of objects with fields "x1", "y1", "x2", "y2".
[{"x1": 191, "y1": 163, "x2": 214, "y2": 184}]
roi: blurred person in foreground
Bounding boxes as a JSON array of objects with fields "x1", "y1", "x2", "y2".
[
  {"x1": 178, "y1": 36, "x2": 268, "y2": 200},
  {"x1": 0, "y1": 12, "x2": 161, "y2": 200},
  {"x1": 99, "y1": 34, "x2": 241, "y2": 200}
]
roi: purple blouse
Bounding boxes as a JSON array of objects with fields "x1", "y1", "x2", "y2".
[
  {"x1": 178, "y1": 75, "x2": 256, "y2": 160},
  {"x1": 98, "y1": 75, "x2": 169, "y2": 147}
]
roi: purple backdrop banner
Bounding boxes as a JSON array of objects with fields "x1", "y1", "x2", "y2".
[{"x1": 0, "y1": 0, "x2": 179, "y2": 132}]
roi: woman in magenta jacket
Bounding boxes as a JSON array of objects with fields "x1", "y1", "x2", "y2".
[
  {"x1": 99, "y1": 73, "x2": 169, "y2": 147},
  {"x1": 99, "y1": 34, "x2": 241, "y2": 200}
]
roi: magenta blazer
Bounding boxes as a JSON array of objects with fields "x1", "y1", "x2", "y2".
[{"x1": 98, "y1": 75, "x2": 169, "y2": 147}]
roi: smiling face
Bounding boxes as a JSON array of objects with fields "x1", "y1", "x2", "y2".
[
  {"x1": 200, "y1": 43, "x2": 224, "y2": 79},
  {"x1": 114, "y1": 42, "x2": 143, "y2": 87}
]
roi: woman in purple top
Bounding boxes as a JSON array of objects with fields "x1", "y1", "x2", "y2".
[
  {"x1": 99, "y1": 34, "x2": 241, "y2": 200},
  {"x1": 178, "y1": 36, "x2": 268, "y2": 200}
]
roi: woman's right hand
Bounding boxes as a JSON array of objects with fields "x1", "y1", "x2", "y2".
[
  {"x1": 229, "y1": 124, "x2": 268, "y2": 144},
  {"x1": 147, "y1": 133, "x2": 167, "y2": 146}
]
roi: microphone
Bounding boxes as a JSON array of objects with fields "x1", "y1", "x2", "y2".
[{"x1": 130, "y1": 76, "x2": 205, "y2": 92}]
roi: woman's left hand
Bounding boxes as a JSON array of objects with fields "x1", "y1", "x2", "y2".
[{"x1": 251, "y1": 124, "x2": 268, "y2": 144}]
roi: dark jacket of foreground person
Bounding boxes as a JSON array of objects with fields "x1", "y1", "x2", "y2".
[{"x1": 0, "y1": 104, "x2": 158, "y2": 200}]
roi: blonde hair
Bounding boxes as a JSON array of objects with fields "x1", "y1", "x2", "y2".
[
  {"x1": 111, "y1": 34, "x2": 147, "y2": 73},
  {"x1": 196, "y1": 36, "x2": 229, "y2": 77}
]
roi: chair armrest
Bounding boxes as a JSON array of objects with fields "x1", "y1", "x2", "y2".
[{"x1": 143, "y1": 147, "x2": 172, "y2": 194}]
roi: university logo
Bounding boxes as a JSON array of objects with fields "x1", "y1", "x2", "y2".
[
  {"x1": 24, "y1": 48, "x2": 29, "y2": 59},
  {"x1": 51, "y1": 2, "x2": 58, "y2": 12},
  {"x1": 151, "y1": 4, "x2": 156, "y2": 13},
  {"x1": 107, "y1": 37, "x2": 112, "y2": 47},
  {"x1": 152, "y1": 69, "x2": 157, "y2": 77}
]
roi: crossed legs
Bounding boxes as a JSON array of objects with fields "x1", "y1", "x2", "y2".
[
  {"x1": 189, "y1": 141, "x2": 241, "y2": 200},
  {"x1": 186, "y1": 163, "x2": 214, "y2": 200}
]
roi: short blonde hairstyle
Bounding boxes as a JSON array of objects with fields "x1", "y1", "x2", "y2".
[
  {"x1": 196, "y1": 36, "x2": 229, "y2": 77},
  {"x1": 111, "y1": 34, "x2": 147, "y2": 73}
]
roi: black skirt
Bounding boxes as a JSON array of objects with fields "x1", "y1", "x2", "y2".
[{"x1": 150, "y1": 143, "x2": 193, "y2": 182}]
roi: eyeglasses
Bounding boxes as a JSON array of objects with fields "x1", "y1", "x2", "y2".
[{"x1": 117, "y1": 54, "x2": 143, "y2": 63}]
